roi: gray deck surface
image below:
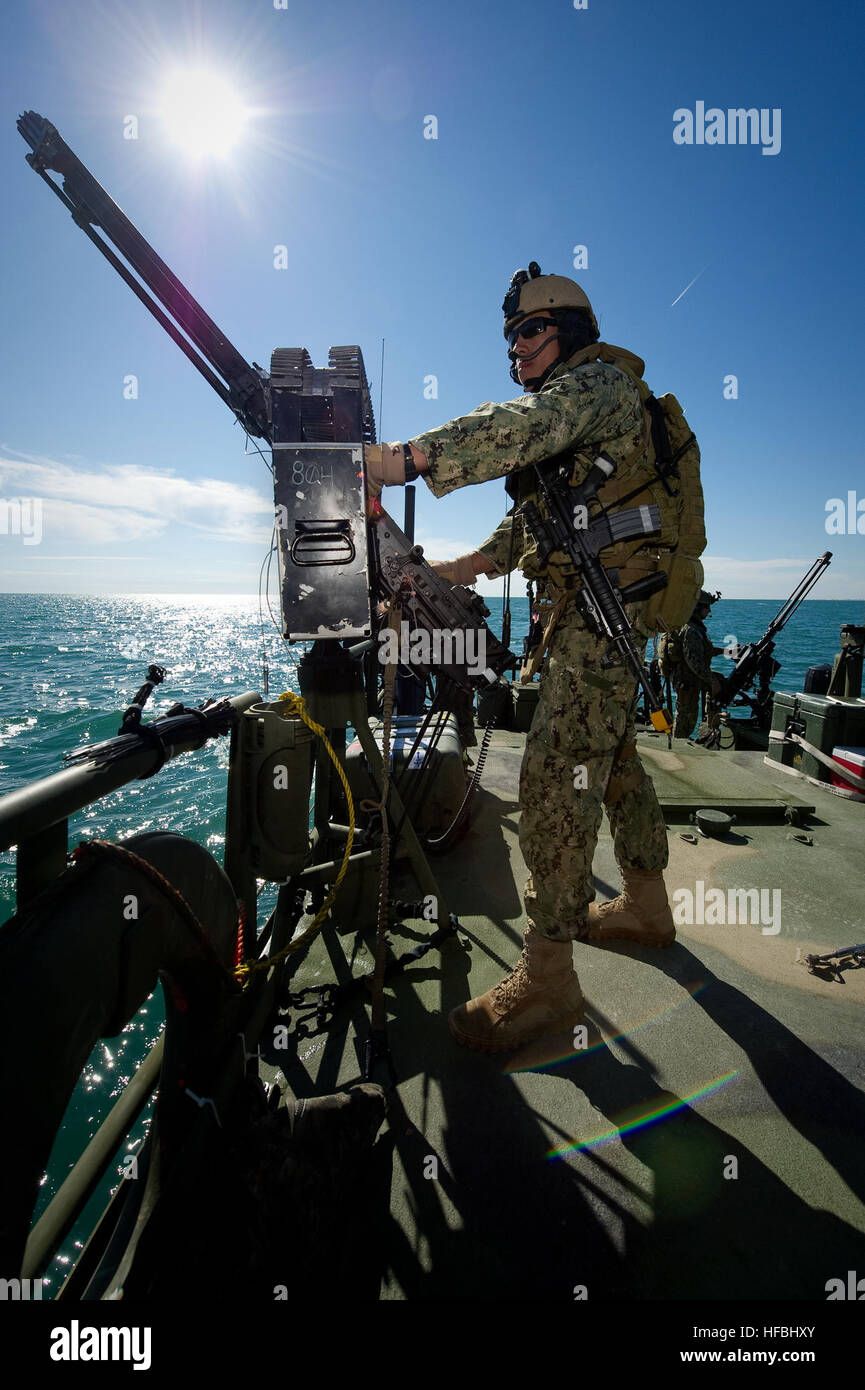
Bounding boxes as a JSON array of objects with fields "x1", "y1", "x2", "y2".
[{"x1": 271, "y1": 732, "x2": 865, "y2": 1301}]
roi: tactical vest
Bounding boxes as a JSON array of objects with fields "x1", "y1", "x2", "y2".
[{"x1": 508, "y1": 342, "x2": 706, "y2": 633}]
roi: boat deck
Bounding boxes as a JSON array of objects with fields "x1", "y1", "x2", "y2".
[{"x1": 268, "y1": 734, "x2": 865, "y2": 1301}]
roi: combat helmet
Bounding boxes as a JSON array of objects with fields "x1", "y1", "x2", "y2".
[
  {"x1": 502, "y1": 261, "x2": 599, "y2": 386},
  {"x1": 692, "y1": 589, "x2": 720, "y2": 620},
  {"x1": 502, "y1": 261, "x2": 598, "y2": 339}
]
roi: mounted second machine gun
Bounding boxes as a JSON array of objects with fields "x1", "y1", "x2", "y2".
[{"x1": 699, "y1": 551, "x2": 834, "y2": 748}]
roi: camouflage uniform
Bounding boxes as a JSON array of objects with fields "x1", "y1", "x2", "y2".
[
  {"x1": 668, "y1": 617, "x2": 717, "y2": 739},
  {"x1": 411, "y1": 349, "x2": 669, "y2": 942}
]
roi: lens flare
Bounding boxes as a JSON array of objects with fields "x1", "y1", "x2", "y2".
[
  {"x1": 547, "y1": 1071, "x2": 740, "y2": 1161},
  {"x1": 159, "y1": 69, "x2": 249, "y2": 158},
  {"x1": 506, "y1": 979, "x2": 708, "y2": 1073}
]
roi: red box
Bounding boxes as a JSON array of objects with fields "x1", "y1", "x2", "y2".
[{"x1": 830, "y1": 745, "x2": 865, "y2": 797}]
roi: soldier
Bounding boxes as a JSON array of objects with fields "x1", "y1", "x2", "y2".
[
  {"x1": 365, "y1": 264, "x2": 683, "y2": 1052},
  {"x1": 660, "y1": 591, "x2": 724, "y2": 739}
]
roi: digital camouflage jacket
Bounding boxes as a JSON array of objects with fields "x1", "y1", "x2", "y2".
[{"x1": 410, "y1": 344, "x2": 662, "y2": 590}]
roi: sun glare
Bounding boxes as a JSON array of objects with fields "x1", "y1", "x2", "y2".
[{"x1": 159, "y1": 69, "x2": 249, "y2": 158}]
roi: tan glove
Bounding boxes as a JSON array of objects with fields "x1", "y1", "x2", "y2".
[
  {"x1": 431, "y1": 553, "x2": 483, "y2": 585},
  {"x1": 364, "y1": 443, "x2": 405, "y2": 498}
]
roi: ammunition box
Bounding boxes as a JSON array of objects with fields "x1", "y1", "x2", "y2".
[
  {"x1": 345, "y1": 715, "x2": 466, "y2": 837},
  {"x1": 512, "y1": 681, "x2": 541, "y2": 733},
  {"x1": 768, "y1": 692, "x2": 865, "y2": 782}
]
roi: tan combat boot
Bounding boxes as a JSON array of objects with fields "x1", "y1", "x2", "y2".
[
  {"x1": 587, "y1": 868, "x2": 675, "y2": 947},
  {"x1": 448, "y1": 928, "x2": 584, "y2": 1052}
]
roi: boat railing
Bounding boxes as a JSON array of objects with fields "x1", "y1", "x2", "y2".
[{"x1": 0, "y1": 690, "x2": 262, "y2": 912}]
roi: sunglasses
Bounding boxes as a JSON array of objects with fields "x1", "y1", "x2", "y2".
[{"x1": 507, "y1": 316, "x2": 555, "y2": 350}]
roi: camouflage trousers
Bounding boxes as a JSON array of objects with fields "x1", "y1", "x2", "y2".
[
  {"x1": 519, "y1": 604, "x2": 669, "y2": 942},
  {"x1": 672, "y1": 682, "x2": 703, "y2": 740}
]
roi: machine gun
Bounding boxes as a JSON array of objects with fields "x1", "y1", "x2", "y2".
[
  {"x1": 521, "y1": 453, "x2": 673, "y2": 733},
  {"x1": 714, "y1": 551, "x2": 832, "y2": 727},
  {"x1": 16, "y1": 110, "x2": 515, "y2": 691},
  {"x1": 371, "y1": 510, "x2": 513, "y2": 688}
]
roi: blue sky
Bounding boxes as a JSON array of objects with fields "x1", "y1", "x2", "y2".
[{"x1": 1, "y1": 0, "x2": 863, "y2": 600}]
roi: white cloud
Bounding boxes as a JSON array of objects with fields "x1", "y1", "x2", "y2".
[
  {"x1": 40, "y1": 500, "x2": 168, "y2": 543},
  {"x1": 700, "y1": 555, "x2": 847, "y2": 599},
  {"x1": 412, "y1": 531, "x2": 480, "y2": 563},
  {"x1": 11, "y1": 555, "x2": 158, "y2": 561},
  {"x1": 0, "y1": 448, "x2": 272, "y2": 544}
]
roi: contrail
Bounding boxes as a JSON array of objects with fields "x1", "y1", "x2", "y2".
[{"x1": 671, "y1": 267, "x2": 707, "y2": 307}]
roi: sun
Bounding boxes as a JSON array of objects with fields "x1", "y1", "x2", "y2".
[{"x1": 158, "y1": 68, "x2": 249, "y2": 158}]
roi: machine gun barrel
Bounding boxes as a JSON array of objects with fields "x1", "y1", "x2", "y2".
[
  {"x1": 527, "y1": 454, "x2": 672, "y2": 733},
  {"x1": 758, "y1": 551, "x2": 833, "y2": 645},
  {"x1": 716, "y1": 551, "x2": 832, "y2": 708},
  {"x1": 16, "y1": 111, "x2": 270, "y2": 442}
]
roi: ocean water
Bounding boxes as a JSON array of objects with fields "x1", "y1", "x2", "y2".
[{"x1": 0, "y1": 590, "x2": 861, "y2": 1289}]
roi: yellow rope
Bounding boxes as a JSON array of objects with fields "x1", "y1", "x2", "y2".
[{"x1": 234, "y1": 691, "x2": 356, "y2": 982}]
